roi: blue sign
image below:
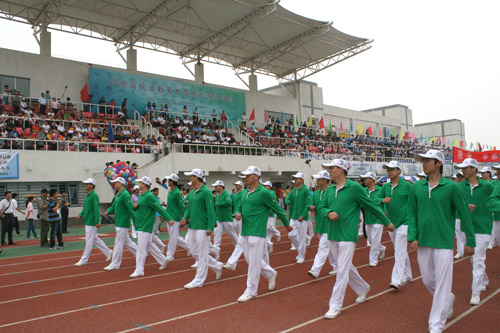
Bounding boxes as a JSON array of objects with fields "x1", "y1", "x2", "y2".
[
  {"x1": 89, "y1": 68, "x2": 246, "y2": 122},
  {"x1": 0, "y1": 151, "x2": 19, "y2": 179}
]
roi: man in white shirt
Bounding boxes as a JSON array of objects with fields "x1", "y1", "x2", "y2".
[
  {"x1": 0, "y1": 191, "x2": 17, "y2": 246},
  {"x1": 38, "y1": 93, "x2": 47, "y2": 115}
]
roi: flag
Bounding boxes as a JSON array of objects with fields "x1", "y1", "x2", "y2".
[
  {"x1": 329, "y1": 121, "x2": 333, "y2": 132},
  {"x1": 280, "y1": 111, "x2": 284, "y2": 124},
  {"x1": 264, "y1": 110, "x2": 268, "y2": 123},
  {"x1": 357, "y1": 123, "x2": 363, "y2": 134},
  {"x1": 404, "y1": 132, "x2": 409, "y2": 140},
  {"x1": 80, "y1": 83, "x2": 90, "y2": 102},
  {"x1": 340, "y1": 121, "x2": 343, "y2": 132},
  {"x1": 307, "y1": 116, "x2": 313, "y2": 127},
  {"x1": 386, "y1": 128, "x2": 390, "y2": 137},
  {"x1": 296, "y1": 114, "x2": 299, "y2": 126},
  {"x1": 420, "y1": 134, "x2": 423, "y2": 143},
  {"x1": 319, "y1": 117, "x2": 325, "y2": 129},
  {"x1": 392, "y1": 130, "x2": 395, "y2": 137},
  {"x1": 367, "y1": 126, "x2": 373, "y2": 136},
  {"x1": 470, "y1": 142, "x2": 474, "y2": 149},
  {"x1": 107, "y1": 122, "x2": 114, "y2": 142},
  {"x1": 249, "y1": 108, "x2": 255, "y2": 121},
  {"x1": 399, "y1": 131, "x2": 403, "y2": 140},
  {"x1": 378, "y1": 127, "x2": 382, "y2": 137},
  {"x1": 350, "y1": 122, "x2": 353, "y2": 133}
]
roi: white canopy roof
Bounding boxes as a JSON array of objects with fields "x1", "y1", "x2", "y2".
[{"x1": 0, "y1": 0, "x2": 372, "y2": 80}]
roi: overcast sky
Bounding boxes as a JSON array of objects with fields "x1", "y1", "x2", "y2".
[{"x1": 1, "y1": 0, "x2": 499, "y2": 147}]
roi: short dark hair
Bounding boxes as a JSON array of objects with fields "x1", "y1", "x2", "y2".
[
  {"x1": 151, "y1": 188, "x2": 159, "y2": 193},
  {"x1": 49, "y1": 189, "x2": 57, "y2": 196},
  {"x1": 12, "y1": 193, "x2": 18, "y2": 199},
  {"x1": 41, "y1": 189, "x2": 48, "y2": 194},
  {"x1": 5, "y1": 191, "x2": 11, "y2": 196}
]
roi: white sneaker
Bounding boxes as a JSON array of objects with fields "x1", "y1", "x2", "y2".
[
  {"x1": 129, "y1": 272, "x2": 143, "y2": 278},
  {"x1": 74, "y1": 261, "x2": 86, "y2": 267},
  {"x1": 269, "y1": 271, "x2": 277, "y2": 290},
  {"x1": 159, "y1": 258, "x2": 171, "y2": 271},
  {"x1": 237, "y1": 293, "x2": 255, "y2": 303},
  {"x1": 268, "y1": 243, "x2": 273, "y2": 254},
  {"x1": 308, "y1": 270, "x2": 318, "y2": 280},
  {"x1": 324, "y1": 308, "x2": 341, "y2": 319},
  {"x1": 223, "y1": 263, "x2": 236, "y2": 270},
  {"x1": 276, "y1": 234, "x2": 281, "y2": 242},
  {"x1": 481, "y1": 285, "x2": 487, "y2": 292},
  {"x1": 487, "y1": 244, "x2": 493, "y2": 250},
  {"x1": 187, "y1": 250, "x2": 191, "y2": 257},
  {"x1": 401, "y1": 278, "x2": 412, "y2": 286},
  {"x1": 106, "y1": 254, "x2": 112, "y2": 262},
  {"x1": 470, "y1": 294, "x2": 480, "y2": 305},
  {"x1": 447, "y1": 294, "x2": 455, "y2": 320},
  {"x1": 132, "y1": 234, "x2": 138, "y2": 239},
  {"x1": 379, "y1": 248, "x2": 385, "y2": 260},
  {"x1": 367, "y1": 242, "x2": 371, "y2": 247},
  {"x1": 355, "y1": 287, "x2": 370, "y2": 303},
  {"x1": 290, "y1": 246, "x2": 296, "y2": 251},
  {"x1": 161, "y1": 244, "x2": 167, "y2": 253},
  {"x1": 453, "y1": 252, "x2": 463, "y2": 259},
  {"x1": 104, "y1": 265, "x2": 117, "y2": 271},
  {"x1": 390, "y1": 282, "x2": 401, "y2": 290},
  {"x1": 184, "y1": 282, "x2": 199, "y2": 289},
  {"x1": 369, "y1": 263, "x2": 377, "y2": 267},
  {"x1": 296, "y1": 259, "x2": 304, "y2": 264},
  {"x1": 191, "y1": 263, "x2": 198, "y2": 269},
  {"x1": 306, "y1": 236, "x2": 312, "y2": 247},
  {"x1": 328, "y1": 270, "x2": 337, "y2": 275},
  {"x1": 216, "y1": 269, "x2": 222, "y2": 280}
]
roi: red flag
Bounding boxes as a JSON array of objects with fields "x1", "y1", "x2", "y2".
[
  {"x1": 340, "y1": 121, "x2": 343, "y2": 132},
  {"x1": 319, "y1": 117, "x2": 325, "y2": 129},
  {"x1": 249, "y1": 108, "x2": 255, "y2": 121},
  {"x1": 404, "y1": 131, "x2": 410, "y2": 140},
  {"x1": 264, "y1": 110, "x2": 268, "y2": 122},
  {"x1": 80, "y1": 83, "x2": 90, "y2": 102},
  {"x1": 367, "y1": 126, "x2": 372, "y2": 136}
]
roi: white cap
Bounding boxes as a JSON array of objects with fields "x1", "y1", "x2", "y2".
[
  {"x1": 239, "y1": 166, "x2": 261, "y2": 177},
  {"x1": 322, "y1": 159, "x2": 349, "y2": 172},
  {"x1": 133, "y1": 185, "x2": 140, "y2": 190},
  {"x1": 455, "y1": 158, "x2": 479, "y2": 169},
  {"x1": 262, "y1": 181, "x2": 273, "y2": 187},
  {"x1": 492, "y1": 165, "x2": 500, "y2": 170},
  {"x1": 82, "y1": 178, "x2": 96, "y2": 186},
  {"x1": 184, "y1": 168, "x2": 204, "y2": 178},
  {"x1": 382, "y1": 161, "x2": 402, "y2": 170},
  {"x1": 136, "y1": 176, "x2": 152, "y2": 186},
  {"x1": 417, "y1": 171, "x2": 426, "y2": 177},
  {"x1": 312, "y1": 170, "x2": 331, "y2": 180},
  {"x1": 110, "y1": 177, "x2": 126, "y2": 185},
  {"x1": 479, "y1": 166, "x2": 492, "y2": 173},
  {"x1": 360, "y1": 172, "x2": 376, "y2": 180},
  {"x1": 165, "y1": 173, "x2": 179, "y2": 182},
  {"x1": 415, "y1": 149, "x2": 445, "y2": 163},
  {"x1": 233, "y1": 180, "x2": 243, "y2": 186},
  {"x1": 291, "y1": 172, "x2": 305, "y2": 179},
  {"x1": 211, "y1": 180, "x2": 225, "y2": 187}
]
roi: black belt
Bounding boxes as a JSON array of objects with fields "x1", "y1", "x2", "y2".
[{"x1": 3, "y1": 213, "x2": 13, "y2": 216}]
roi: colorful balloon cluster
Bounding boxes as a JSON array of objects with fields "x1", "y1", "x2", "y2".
[{"x1": 105, "y1": 162, "x2": 137, "y2": 192}]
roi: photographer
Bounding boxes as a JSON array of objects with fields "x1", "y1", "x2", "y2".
[
  {"x1": 60, "y1": 191, "x2": 71, "y2": 233},
  {"x1": 47, "y1": 189, "x2": 67, "y2": 249}
]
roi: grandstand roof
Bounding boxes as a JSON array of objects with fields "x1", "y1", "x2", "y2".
[{"x1": 0, "y1": 0, "x2": 372, "y2": 80}]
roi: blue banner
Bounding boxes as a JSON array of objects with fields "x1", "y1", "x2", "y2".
[
  {"x1": 0, "y1": 151, "x2": 19, "y2": 179},
  {"x1": 89, "y1": 68, "x2": 246, "y2": 122}
]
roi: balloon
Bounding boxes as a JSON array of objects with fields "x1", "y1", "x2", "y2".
[{"x1": 106, "y1": 163, "x2": 138, "y2": 192}]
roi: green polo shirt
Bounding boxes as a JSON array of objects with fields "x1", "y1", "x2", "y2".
[
  {"x1": 106, "y1": 189, "x2": 135, "y2": 228},
  {"x1": 183, "y1": 185, "x2": 217, "y2": 231},
  {"x1": 378, "y1": 178, "x2": 411, "y2": 228},
  {"x1": 487, "y1": 181, "x2": 500, "y2": 220},
  {"x1": 215, "y1": 190, "x2": 233, "y2": 222},
  {"x1": 288, "y1": 184, "x2": 311, "y2": 220},
  {"x1": 318, "y1": 179, "x2": 390, "y2": 242},
  {"x1": 487, "y1": 180, "x2": 500, "y2": 221},
  {"x1": 408, "y1": 177, "x2": 476, "y2": 249},
  {"x1": 311, "y1": 188, "x2": 329, "y2": 234},
  {"x1": 459, "y1": 178, "x2": 495, "y2": 235},
  {"x1": 232, "y1": 190, "x2": 243, "y2": 216},
  {"x1": 234, "y1": 184, "x2": 289, "y2": 238},
  {"x1": 166, "y1": 187, "x2": 185, "y2": 221},
  {"x1": 79, "y1": 190, "x2": 100, "y2": 226},
  {"x1": 364, "y1": 186, "x2": 387, "y2": 226},
  {"x1": 134, "y1": 191, "x2": 172, "y2": 233}
]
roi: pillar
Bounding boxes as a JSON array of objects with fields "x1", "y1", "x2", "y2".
[
  {"x1": 195, "y1": 62, "x2": 204, "y2": 83},
  {"x1": 249, "y1": 74, "x2": 258, "y2": 92},
  {"x1": 127, "y1": 48, "x2": 137, "y2": 71},
  {"x1": 40, "y1": 30, "x2": 51, "y2": 56}
]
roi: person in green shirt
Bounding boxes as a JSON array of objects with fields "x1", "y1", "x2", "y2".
[
  {"x1": 181, "y1": 169, "x2": 223, "y2": 288},
  {"x1": 360, "y1": 172, "x2": 389, "y2": 267},
  {"x1": 319, "y1": 159, "x2": 394, "y2": 319},
  {"x1": 488, "y1": 165, "x2": 500, "y2": 250},
  {"x1": 233, "y1": 166, "x2": 292, "y2": 303},
  {"x1": 232, "y1": 181, "x2": 244, "y2": 234},
  {"x1": 307, "y1": 170, "x2": 336, "y2": 279},
  {"x1": 409, "y1": 150, "x2": 475, "y2": 333},
  {"x1": 130, "y1": 176, "x2": 174, "y2": 278},
  {"x1": 222, "y1": 180, "x2": 246, "y2": 271},
  {"x1": 479, "y1": 167, "x2": 497, "y2": 250},
  {"x1": 455, "y1": 158, "x2": 495, "y2": 305},
  {"x1": 103, "y1": 177, "x2": 137, "y2": 270},
  {"x1": 379, "y1": 160, "x2": 413, "y2": 290},
  {"x1": 263, "y1": 181, "x2": 281, "y2": 254},
  {"x1": 212, "y1": 180, "x2": 238, "y2": 249},
  {"x1": 74, "y1": 178, "x2": 113, "y2": 267},
  {"x1": 452, "y1": 172, "x2": 467, "y2": 259},
  {"x1": 288, "y1": 172, "x2": 311, "y2": 264},
  {"x1": 164, "y1": 173, "x2": 190, "y2": 262}
]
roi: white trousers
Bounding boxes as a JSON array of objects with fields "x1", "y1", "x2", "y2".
[
  {"x1": 307, "y1": 218, "x2": 314, "y2": 238},
  {"x1": 214, "y1": 221, "x2": 238, "y2": 248},
  {"x1": 79, "y1": 225, "x2": 112, "y2": 264},
  {"x1": 233, "y1": 218, "x2": 242, "y2": 235},
  {"x1": 152, "y1": 233, "x2": 164, "y2": 250},
  {"x1": 242, "y1": 236, "x2": 276, "y2": 296},
  {"x1": 110, "y1": 227, "x2": 137, "y2": 268},
  {"x1": 266, "y1": 216, "x2": 281, "y2": 246},
  {"x1": 310, "y1": 233, "x2": 336, "y2": 274},
  {"x1": 488, "y1": 220, "x2": 500, "y2": 247},
  {"x1": 166, "y1": 221, "x2": 190, "y2": 260},
  {"x1": 153, "y1": 216, "x2": 162, "y2": 234},
  {"x1": 455, "y1": 219, "x2": 466, "y2": 255},
  {"x1": 131, "y1": 223, "x2": 138, "y2": 238},
  {"x1": 328, "y1": 241, "x2": 369, "y2": 311},
  {"x1": 389, "y1": 225, "x2": 413, "y2": 284},
  {"x1": 471, "y1": 233, "x2": 490, "y2": 295},
  {"x1": 417, "y1": 247, "x2": 454, "y2": 333},
  {"x1": 358, "y1": 211, "x2": 364, "y2": 236},
  {"x1": 132, "y1": 231, "x2": 166, "y2": 276},
  {"x1": 289, "y1": 219, "x2": 307, "y2": 260},
  {"x1": 366, "y1": 224, "x2": 386, "y2": 266},
  {"x1": 187, "y1": 229, "x2": 222, "y2": 287},
  {"x1": 227, "y1": 234, "x2": 244, "y2": 268}
]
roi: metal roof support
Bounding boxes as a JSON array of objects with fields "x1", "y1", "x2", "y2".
[
  {"x1": 114, "y1": 0, "x2": 188, "y2": 52},
  {"x1": 31, "y1": 0, "x2": 70, "y2": 35},
  {"x1": 234, "y1": 22, "x2": 331, "y2": 71},
  {"x1": 179, "y1": 0, "x2": 278, "y2": 59}
]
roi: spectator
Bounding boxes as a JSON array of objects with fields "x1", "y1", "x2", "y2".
[
  {"x1": 2, "y1": 85, "x2": 12, "y2": 105},
  {"x1": 38, "y1": 92, "x2": 47, "y2": 115},
  {"x1": 121, "y1": 98, "x2": 128, "y2": 118},
  {"x1": 211, "y1": 109, "x2": 217, "y2": 122},
  {"x1": 60, "y1": 191, "x2": 71, "y2": 233},
  {"x1": 25, "y1": 197, "x2": 38, "y2": 239},
  {"x1": 37, "y1": 189, "x2": 50, "y2": 248},
  {"x1": 0, "y1": 191, "x2": 16, "y2": 246},
  {"x1": 47, "y1": 189, "x2": 66, "y2": 249},
  {"x1": 11, "y1": 192, "x2": 25, "y2": 236}
]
